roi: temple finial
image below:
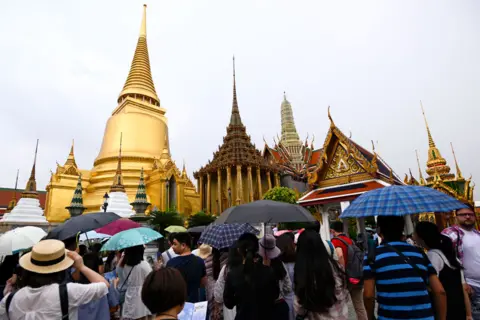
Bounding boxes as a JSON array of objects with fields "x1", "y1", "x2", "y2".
[
  {"x1": 415, "y1": 149, "x2": 425, "y2": 184},
  {"x1": 5, "y1": 169, "x2": 20, "y2": 213},
  {"x1": 65, "y1": 140, "x2": 77, "y2": 167},
  {"x1": 328, "y1": 106, "x2": 335, "y2": 127},
  {"x1": 22, "y1": 140, "x2": 39, "y2": 198},
  {"x1": 371, "y1": 140, "x2": 376, "y2": 152},
  {"x1": 283, "y1": 91, "x2": 287, "y2": 100},
  {"x1": 229, "y1": 56, "x2": 243, "y2": 126},
  {"x1": 420, "y1": 101, "x2": 436, "y2": 148},
  {"x1": 118, "y1": 5, "x2": 159, "y2": 105},
  {"x1": 450, "y1": 142, "x2": 463, "y2": 179},
  {"x1": 140, "y1": 4, "x2": 147, "y2": 38}
]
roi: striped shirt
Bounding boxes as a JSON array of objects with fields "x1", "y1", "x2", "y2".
[{"x1": 363, "y1": 241, "x2": 436, "y2": 320}]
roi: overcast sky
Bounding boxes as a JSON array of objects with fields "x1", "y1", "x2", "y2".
[{"x1": 1, "y1": 1, "x2": 479, "y2": 199}]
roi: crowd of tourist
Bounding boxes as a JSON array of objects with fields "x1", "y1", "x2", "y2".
[{"x1": 0, "y1": 205, "x2": 478, "y2": 320}]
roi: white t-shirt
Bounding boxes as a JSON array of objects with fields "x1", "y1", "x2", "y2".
[
  {"x1": 462, "y1": 230, "x2": 480, "y2": 288},
  {"x1": 0, "y1": 282, "x2": 108, "y2": 320},
  {"x1": 161, "y1": 247, "x2": 178, "y2": 265},
  {"x1": 427, "y1": 249, "x2": 465, "y2": 283}
]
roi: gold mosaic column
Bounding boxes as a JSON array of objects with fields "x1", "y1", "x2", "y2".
[
  {"x1": 226, "y1": 166, "x2": 232, "y2": 207},
  {"x1": 236, "y1": 165, "x2": 242, "y2": 204},
  {"x1": 247, "y1": 166, "x2": 254, "y2": 202},
  {"x1": 207, "y1": 173, "x2": 211, "y2": 213},
  {"x1": 256, "y1": 167, "x2": 262, "y2": 199},
  {"x1": 199, "y1": 175, "x2": 204, "y2": 211},
  {"x1": 274, "y1": 172, "x2": 280, "y2": 187},
  {"x1": 217, "y1": 168, "x2": 222, "y2": 214},
  {"x1": 267, "y1": 171, "x2": 272, "y2": 190}
]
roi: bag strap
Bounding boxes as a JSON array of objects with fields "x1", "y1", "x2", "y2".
[
  {"x1": 59, "y1": 283, "x2": 69, "y2": 319},
  {"x1": 119, "y1": 266, "x2": 134, "y2": 291},
  {"x1": 384, "y1": 243, "x2": 429, "y2": 286},
  {"x1": 6, "y1": 291, "x2": 16, "y2": 319},
  {"x1": 333, "y1": 236, "x2": 350, "y2": 248},
  {"x1": 327, "y1": 241, "x2": 335, "y2": 257},
  {"x1": 166, "y1": 250, "x2": 172, "y2": 260}
]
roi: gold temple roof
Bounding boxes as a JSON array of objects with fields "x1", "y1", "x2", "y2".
[
  {"x1": 194, "y1": 58, "x2": 277, "y2": 176},
  {"x1": 118, "y1": 5, "x2": 160, "y2": 106}
]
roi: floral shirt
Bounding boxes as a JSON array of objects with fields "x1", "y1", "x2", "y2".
[{"x1": 442, "y1": 225, "x2": 480, "y2": 263}]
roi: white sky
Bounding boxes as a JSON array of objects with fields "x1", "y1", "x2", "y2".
[{"x1": 0, "y1": 1, "x2": 478, "y2": 198}]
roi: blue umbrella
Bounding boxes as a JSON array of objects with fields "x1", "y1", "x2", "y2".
[
  {"x1": 101, "y1": 227, "x2": 163, "y2": 251},
  {"x1": 198, "y1": 223, "x2": 259, "y2": 250},
  {"x1": 340, "y1": 185, "x2": 468, "y2": 218}
]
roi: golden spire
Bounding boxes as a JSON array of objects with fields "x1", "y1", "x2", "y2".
[
  {"x1": 22, "y1": 139, "x2": 39, "y2": 199},
  {"x1": 450, "y1": 142, "x2": 463, "y2": 179},
  {"x1": 5, "y1": 169, "x2": 19, "y2": 213},
  {"x1": 415, "y1": 149, "x2": 425, "y2": 185},
  {"x1": 230, "y1": 56, "x2": 243, "y2": 126},
  {"x1": 110, "y1": 133, "x2": 126, "y2": 193},
  {"x1": 420, "y1": 100, "x2": 436, "y2": 148},
  {"x1": 64, "y1": 139, "x2": 77, "y2": 167},
  {"x1": 118, "y1": 4, "x2": 160, "y2": 106}
]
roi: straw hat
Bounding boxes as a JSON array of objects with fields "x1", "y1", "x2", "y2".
[
  {"x1": 259, "y1": 234, "x2": 281, "y2": 260},
  {"x1": 19, "y1": 239, "x2": 74, "y2": 274},
  {"x1": 197, "y1": 244, "x2": 212, "y2": 259}
]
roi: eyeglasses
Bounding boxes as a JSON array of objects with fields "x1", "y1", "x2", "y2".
[{"x1": 457, "y1": 213, "x2": 475, "y2": 218}]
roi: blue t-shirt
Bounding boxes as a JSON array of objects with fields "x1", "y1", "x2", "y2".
[
  {"x1": 363, "y1": 241, "x2": 436, "y2": 320},
  {"x1": 166, "y1": 254, "x2": 206, "y2": 303}
]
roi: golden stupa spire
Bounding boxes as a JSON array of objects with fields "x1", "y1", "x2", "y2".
[
  {"x1": 420, "y1": 101, "x2": 451, "y2": 179},
  {"x1": 230, "y1": 56, "x2": 243, "y2": 126},
  {"x1": 450, "y1": 142, "x2": 463, "y2": 179},
  {"x1": 118, "y1": 4, "x2": 160, "y2": 106},
  {"x1": 5, "y1": 169, "x2": 20, "y2": 213},
  {"x1": 415, "y1": 149, "x2": 425, "y2": 185},
  {"x1": 22, "y1": 139, "x2": 39, "y2": 199},
  {"x1": 64, "y1": 139, "x2": 77, "y2": 167},
  {"x1": 420, "y1": 100, "x2": 436, "y2": 148},
  {"x1": 110, "y1": 133, "x2": 126, "y2": 193}
]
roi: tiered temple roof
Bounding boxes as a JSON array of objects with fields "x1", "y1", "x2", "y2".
[{"x1": 194, "y1": 58, "x2": 277, "y2": 176}]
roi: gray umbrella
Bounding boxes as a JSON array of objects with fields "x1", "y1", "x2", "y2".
[{"x1": 215, "y1": 200, "x2": 315, "y2": 224}]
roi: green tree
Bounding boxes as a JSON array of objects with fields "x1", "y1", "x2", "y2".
[
  {"x1": 187, "y1": 211, "x2": 216, "y2": 228},
  {"x1": 149, "y1": 207, "x2": 184, "y2": 235},
  {"x1": 262, "y1": 186, "x2": 297, "y2": 204}
]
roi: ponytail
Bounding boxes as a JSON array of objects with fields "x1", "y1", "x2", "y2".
[{"x1": 237, "y1": 233, "x2": 260, "y2": 285}]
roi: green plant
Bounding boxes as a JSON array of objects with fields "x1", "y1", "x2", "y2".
[
  {"x1": 187, "y1": 211, "x2": 216, "y2": 228},
  {"x1": 149, "y1": 209, "x2": 184, "y2": 235},
  {"x1": 262, "y1": 186, "x2": 297, "y2": 204}
]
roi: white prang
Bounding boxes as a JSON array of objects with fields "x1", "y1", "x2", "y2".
[
  {"x1": 101, "y1": 192, "x2": 135, "y2": 218},
  {"x1": 1, "y1": 198, "x2": 48, "y2": 225}
]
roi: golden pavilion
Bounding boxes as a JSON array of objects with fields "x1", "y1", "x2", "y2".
[
  {"x1": 45, "y1": 5, "x2": 200, "y2": 222},
  {"x1": 406, "y1": 102, "x2": 475, "y2": 228},
  {"x1": 193, "y1": 58, "x2": 280, "y2": 213}
]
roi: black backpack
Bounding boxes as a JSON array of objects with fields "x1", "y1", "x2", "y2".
[
  {"x1": 333, "y1": 236, "x2": 364, "y2": 281},
  {"x1": 6, "y1": 283, "x2": 69, "y2": 319}
]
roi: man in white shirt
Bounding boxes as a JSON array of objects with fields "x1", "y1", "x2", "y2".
[
  {"x1": 161, "y1": 233, "x2": 178, "y2": 265},
  {"x1": 443, "y1": 207, "x2": 480, "y2": 320}
]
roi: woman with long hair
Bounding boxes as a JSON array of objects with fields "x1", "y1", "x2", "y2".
[
  {"x1": 414, "y1": 221, "x2": 472, "y2": 320},
  {"x1": 276, "y1": 233, "x2": 296, "y2": 320},
  {"x1": 117, "y1": 245, "x2": 152, "y2": 320},
  {"x1": 214, "y1": 242, "x2": 243, "y2": 320},
  {"x1": 223, "y1": 233, "x2": 279, "y2": 319},
  {"x1": 294, "y1": 229, "x2": 348, "y2": 319}
]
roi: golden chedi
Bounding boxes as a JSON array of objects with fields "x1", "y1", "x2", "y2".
[{"x1": 45, "y1": 5, "x2": 200, "y2": 222}]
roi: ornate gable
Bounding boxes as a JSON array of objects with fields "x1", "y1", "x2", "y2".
[{"x1": 323, "y1": 143, "x2": 366, "y2": 180}]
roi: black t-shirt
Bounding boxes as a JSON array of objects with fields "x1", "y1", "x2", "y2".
[{"x1": 166, "y1": 254, "x2": 206, "y2": 303}]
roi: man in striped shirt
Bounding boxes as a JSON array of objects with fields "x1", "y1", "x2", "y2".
[{"x1": 363, "y1": 216, "x2": 446, "y2": 320}]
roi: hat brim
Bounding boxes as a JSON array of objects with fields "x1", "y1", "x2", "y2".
[
  {"x1": 259, "y1": 246, "x2": 281, "y2": 260},
  {"x1": 19, "y1": 250, "x2": 74, "y2": 274}
]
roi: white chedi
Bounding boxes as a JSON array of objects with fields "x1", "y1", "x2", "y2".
[
  {"x1": 2, "y1": 198, "x2": 48, "y2": 224},
  {"x1": 101, "y1": 192, "x2": 135, "y2": 218}
]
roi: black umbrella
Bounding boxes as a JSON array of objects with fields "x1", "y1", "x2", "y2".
[
  {"x1": 46, "y1": 212, "x2": 121, "y2": 241},
  {"x1": 187, "y1": 225, "x2": 208, "y2": 233},
  {"x1": 214, "y1": 200, "x2": 315, "y2": 224}
]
